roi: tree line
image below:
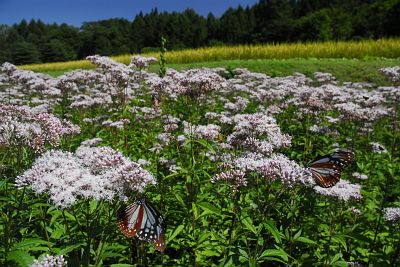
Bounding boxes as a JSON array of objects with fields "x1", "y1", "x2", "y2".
[{"x1": 0, "y1": 0, "x2": 398, "y2": 65}]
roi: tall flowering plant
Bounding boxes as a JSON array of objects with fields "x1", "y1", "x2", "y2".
[{"x1": 14, "y1": 143, "x2": 156, "y2": 266}]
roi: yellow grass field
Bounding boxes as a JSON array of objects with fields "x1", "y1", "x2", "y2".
[{"x1": 20, "y1": 39, "x2": 400, "y2": 73}]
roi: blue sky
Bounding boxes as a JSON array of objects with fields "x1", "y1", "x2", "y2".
[{"x1": 0, "y1": 0, "x2": 259, "y2": 27}]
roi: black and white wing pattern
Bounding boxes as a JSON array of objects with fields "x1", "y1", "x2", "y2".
[
  {"x1": 307, "y1": 148, "x2": 355, "y2": 188},
  {"x1": 117, "y1": 197, "x2": 166, "y2": 252}
]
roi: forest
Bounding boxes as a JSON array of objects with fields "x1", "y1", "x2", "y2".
[{"x1": 0, "y1": 0, "x2": 399, "y2": 65}]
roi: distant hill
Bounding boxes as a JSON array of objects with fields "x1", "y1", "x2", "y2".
[{"x1": 0, "y1": 0, "x2": 399, "y2": 64}]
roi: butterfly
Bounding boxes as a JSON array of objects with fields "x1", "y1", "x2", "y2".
[
  {"x1": 117, "y1": 197, "x2": 166, "y2": 252},
  {"x1": 307, "y1": 148, "x2": 355, "y2": 188},
  {"x1": 151, "y1": 92, "x2": 161, "y2": 108}
]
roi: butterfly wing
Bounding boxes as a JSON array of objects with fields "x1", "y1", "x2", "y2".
[
  {"x1": 151, "y1": 93, "x2": 161, "y2": 108},
  {"x1": 331, "y1": 148, "x2": 355, "y2": 168},
  {"x1": 117, "y1": 200, "x2": 144, "y2": 238},
  {"x1": 308, "y1": 148, "x2": 355, "y2": 188},
  {"x1": 137, "y1": 198, "x2": 166, "y2": 252},
  {"x1": 117, "y1": 197, "x2": 166, "y2": 252}
]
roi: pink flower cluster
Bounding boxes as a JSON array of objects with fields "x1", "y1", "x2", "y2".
[
  {"x1": 149, "y1": 68, "x2": 226, "y2": 97},
  {"x1": 0, "y1": 104, "x2": 80, "y2": 152},
  {"x1": 16, "y1": 145, "x2": 156, "y2": 208},
  {"x1": 383, "y1": 207, "x2": 400, "y2": 223},
  {"x1": 31, "y1": 255, "x2": 67, "y2": 267},
  {"x1": 211, "y1": 169, "x2": 247, "y2": 192},
  {"x1": 183, "y1": 121, "x2": 221, "y2": 141},
  {"x1": 313, "y1": 180, "x2": 362, "y2": 202},
  {"x1": 130, "y1": 56, "x2": 157, "y2": 70},
  {"x1": 380, "y1": 66, "x2": 400, "y2": 83},
  {"x1": 227, "y1": 113, "x2": 292, "y2": 155}
]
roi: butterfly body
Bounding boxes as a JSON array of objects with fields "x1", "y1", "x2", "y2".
[
  {"x1": 117, "y1": 197, "x2": 166, "y2": 252},
  {"x1": 307, "y1": 148, "x2": 355, "y2": 188}
]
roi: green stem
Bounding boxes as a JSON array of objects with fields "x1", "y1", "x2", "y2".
[
  {"x1": 83, "y1": 200, "x2": 91, "y2": 267},
  {"x1": 323, "y1": 203, "x2": 334, "y2": 266}
]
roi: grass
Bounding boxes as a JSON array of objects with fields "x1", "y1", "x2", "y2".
[
  {"x1": 20, "y1": 39, "x2": 400, "y2": 74},
  {"x1": 42, "y1": 58, "x2": 400, "y2": 86}
]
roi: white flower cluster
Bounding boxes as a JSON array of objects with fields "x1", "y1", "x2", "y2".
[
  {"x1": 314, "y1": 72, "x2": 337, "y2": 84},
  {"x1": 380, "y1": 66, "x2": 400, "y2": 83},
  {"x1": 383, "y1": 207, "x2": 400, "y2": 223},
  {"x1": 183, "y1": 121, "x2": 221, "y2": 140},
  {"x1": 149, "y1": 68, "x2": 226, "y2": 97},
  {"x1": 130, "y1": 56, "x2": 157, "y2": 70},
  {"x1": 313, "y1": 180, "x2": 362, "y2": 202},
  {"x1": 211, "y1": 111, "x2": 311, "y2": 189},
  {"x1": 227, "y1": 113, "x2": 292, "y2": 155},
  {"x1": 16, "y1": 145, "x2": 156, "y2": 208},
  {"x1": 212, "y1": 169, "x2": 247, "y2": 191},
  {"x1": 31, "y1": 255, "x2": 66, "y2": 267},
  {"x1": 0, "y1": 104, "x2": 80, "y2": 152},
  {"x1": 370, "y1": 142, "x2": 388, "y2": 154}
]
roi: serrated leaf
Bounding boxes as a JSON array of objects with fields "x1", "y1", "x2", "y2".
[
  {"x1": 7, "y1": 250, "x2": 34, "y2": 267},
  {"x1": 168, "y1": 224, "x2": 185, "y2": 242},
  {"x1": 264, "y1": 221, "x2": 282, "y2": 244},
  {"x1": 332, "y1": 235, "x2": 347, "y2": 251},
  {"x1": 260, "y1": 257, "x2": 287, "y2": 264},
  {"x1": 52, "y1": 243, "x2": 84, "y2": 255},
  {"x1": 332, "y1": 261, "x2": 349, "y2": 267},
  {"x1": 238, "y1": 248, "x2": 249, "y2": 258},
  {"x1": 199, "y1": 250, "x2": 220, "y2": 257},
  {"x1": 197, "y1": 202, "x2": 221, "y2": 216},
  {"x1": 260, "y1": 249, "x2": 288, "y2": 261},
  {"x1": 50, "y1": 227, "x2": 65, "y2": 239},
  {"x1": 12, "y1": 238, "x2": 51, "y2": 251},
  {"x1": 330, "y1": 252, "x2": 343, "y2": 263},
  {"x1": 242, "y1": 217, "x2": 257, "y2": 235}
]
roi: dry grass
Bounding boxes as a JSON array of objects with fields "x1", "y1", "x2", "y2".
[{"x1": 20, "y1": 39, "x2": 400, "y2": 73}]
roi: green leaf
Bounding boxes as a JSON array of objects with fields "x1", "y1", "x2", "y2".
[
  {"x1": 259, "y1": 257, "x2": 287, "y2": 264},
  {"x1": 332, "y1": 261, "x2": 349, "y2": 267},
  {"x1": 110, "y1": 264, "x2": 135, "y2": 267},
  {"x1": 332, "y1": 235, "x2": 347, "y2": 251},
  {"x1": 52, "y1": 243, "x2": 84, "y2": 255},
  {"x1": 238, "y1": 248, "x2": 249, "y2": 259},
  {"x1": 168, "y1": 224, "x2": 185, "y2": 242},
  {"x1": 50, "y1": 227, "x2": 65, "y2": 239},
  {"x1": 193, "y1": 139, "x2": 214, "y2": 151},
  {"x1": 12, "y1": 238, "x2": 51, "y2": 251},
  {"x1": 330, "y1": 252, "x2": 343, "y2": 263},
  {"x1": 293, "y1": 229, "x2": 302, "y2": 240},
  {"x1": 197, "y1": 202, "x2": 221, "y2": 216},
  {"x1": 264, "y1": 221, "x2": 282, "y2": 244},
  {"x1": 199, "y1": 250, "x2": 220, "y2": 257},
  {"x1": 174, "y1": 194, "x2": 186, "y2": 209},
  {"x1": 90, "y1": 199, "x2": 99, "y2": 213},
  {"x1": 7, "y1": 250, "x2": 34, "y2": 267},
  {"x1": 295, "y1": 236, "x2": 317, "y2": 245},
  {"x1": 260, "y1": 249, "x2": 289, "y2": 262},
  {"x1": 220, "y1": 256, "x2": 233, "y2": 267},
  {"x1": 242, "y1": 217, "x2": 257, "y2": 235}
]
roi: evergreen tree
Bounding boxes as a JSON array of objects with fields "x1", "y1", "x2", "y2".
[
  {"x1": 0, "y1": 0, "x2": 399, "y2": 64},
  {"x1": 11, "y1": 41, "x2": 41, "y2": 64}
]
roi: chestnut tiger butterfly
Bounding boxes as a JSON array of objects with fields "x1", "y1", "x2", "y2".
[
  {"x1": 117, "y1": 197, "x2": 166, "y2": 252},
  {"x1": 307, "y1": 148, "x2": 355, "y2": 188},
  {"x1": 151, "y1": 92, "x2": 161, "y2": 108}
]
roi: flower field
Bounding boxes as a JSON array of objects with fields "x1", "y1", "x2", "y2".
[{"x1": 1, "y1": 55, "x2": 400, "y2": 266}]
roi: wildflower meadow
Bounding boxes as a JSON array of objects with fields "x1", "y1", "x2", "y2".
[{"x1": 0, "y1": 55, "x2": 399, "y2": 267}]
